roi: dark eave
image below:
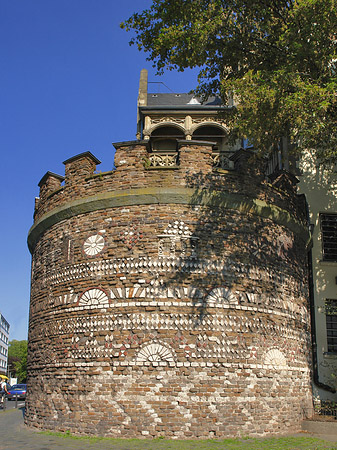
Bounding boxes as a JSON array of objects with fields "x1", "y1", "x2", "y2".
[{"x1": 139, "y1": 105, "x2": 232, "y2": 114}]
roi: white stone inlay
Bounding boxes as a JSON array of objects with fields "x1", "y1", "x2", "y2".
[
  {"x1": 136, "y1": 342, "x2": 175, "y2": 364},
  {"x1": 83, "y1": 234, "x2": 105, "y2": 256},
  {"x1": 79, "y1": 288, "x2": 109, "y2": 306},
  {"x1": 206, "y1": 287, "x2": 237, "y2": 305},
  {"x1": 264, "y1": 349, "x2": 287, "y2": 368}
]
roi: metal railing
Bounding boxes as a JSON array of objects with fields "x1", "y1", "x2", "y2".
[{"x1": 314, "y1": 400, "x2": 337, "y2": 419}]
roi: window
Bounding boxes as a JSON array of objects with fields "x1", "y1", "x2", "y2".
[
  {"x1": 320, "y1": 214, "x2": 337, "y2": 261},
  {"x1": 326, "y1": 299, "x2": 337, "y2": 353}
]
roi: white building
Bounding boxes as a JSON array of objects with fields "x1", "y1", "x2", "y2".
[
  {"x1": 299, "y1": 152, "x2": 337, "y2": 401},
  {"x1": 0, "y1": 313, "x2": 10, "y2": 376}
]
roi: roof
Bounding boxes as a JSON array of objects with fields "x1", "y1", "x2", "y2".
[
  {"x1": 38, "y1": 171, "x2": 65, "y2": 187},
  {"x1": 63, "y1": 151, "x2": 101, "y2": 166},
  {"x1": 146, "y1": 93, "x2": 222, "y2": 107}
]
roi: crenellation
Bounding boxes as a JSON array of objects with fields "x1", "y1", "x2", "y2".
[
  {"x1": 37, "y1": 171, "x2": 64, "y2": 203},
  {"x1": 63, "y1": 151, "x2": 101, "y2": 185}
]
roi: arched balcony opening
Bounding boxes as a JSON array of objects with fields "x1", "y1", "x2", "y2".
[
  {"x1": 150, "y1": 126, "x2": 185, "y2": 152},
  {"x1": 192, "y1": 125, "x2": 228, "y2": 151},
  {"x1": 193, "y1": 125, "x2": 235, "y2": 170}
]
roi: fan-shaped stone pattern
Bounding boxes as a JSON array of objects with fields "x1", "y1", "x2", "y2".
[
  {"x1": 264, "y1": 348, "x2": 288, "y2": 369},
  {"x1": 83, "y1": 234, "x2": 105, "y2": 256},
  {"x1": 78, "y1": 288, "x2": 109, "y2": 306},
  {"x1": 206, "y1": 287, "x2": 237, "y2": 306},
  {"x1": 136, "y1": 342, "x2": 175, "y2": 364}
]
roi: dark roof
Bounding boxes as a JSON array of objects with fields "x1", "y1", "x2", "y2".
[
  {"x1": 38, "y1": 171, "x2": 64, "y2": 187},
  {"x1": 147, "y1": 93, "x2": 222, "y2": 107},
  {"x1": 63, "y1": 151, "x2": 101, "y2": 166}
]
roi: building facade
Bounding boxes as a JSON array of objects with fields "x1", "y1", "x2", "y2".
[
  {"x1": 0, "y1": 313, "x2": 10, "y2": 376},
  {"x1": 299, "y1": 153, "x2": 337, "y2": 402},
  {"x1": 26, "y1": 70, "x2": 313, "y2": 438}
]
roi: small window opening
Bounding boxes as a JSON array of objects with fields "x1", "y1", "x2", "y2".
[
  {"x1": 320, "y1": 214, "x2": 337, "y2": 261},
  {"x1": 326, "y1": 299, "x2": 337, "y2": 353}
]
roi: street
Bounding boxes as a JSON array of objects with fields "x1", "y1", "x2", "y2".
[{"x1": 0, "y1": 398, "x2": 25, "y2": 412}]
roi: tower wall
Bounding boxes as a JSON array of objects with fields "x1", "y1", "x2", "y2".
[{"x1": 26, "y1": 142, "x2": 313, "y2": 438}]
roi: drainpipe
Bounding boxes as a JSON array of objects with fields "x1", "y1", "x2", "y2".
[{"x1": 307, "y1": 248, "x2": 336, "y2": 393}]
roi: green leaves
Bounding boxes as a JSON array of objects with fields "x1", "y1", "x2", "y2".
[
  {"x1": 122, "y1": 0, "x2": 337, "y2": 164},
  {"x1": 225, "y1": 69, "x2": 337, "y2": 161},
  {"x1": 8, "y1": 340, "x2": 27, "y2": 383}
]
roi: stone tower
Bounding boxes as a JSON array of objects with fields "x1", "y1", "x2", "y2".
[{"x1": 25, "y1": 71, "x2": 313, "y2": 438}]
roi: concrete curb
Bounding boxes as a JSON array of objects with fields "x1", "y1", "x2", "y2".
[{"x1": 302, "y1": 419, "x2": 337, "y2": 436}]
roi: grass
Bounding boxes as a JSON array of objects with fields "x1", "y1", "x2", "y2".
[
  {"x1": 39, "y1": 431, "x2": 337, "y2": 450},
  {"x1": 3, "y1": 406, "x2": 334, "y2": 449}
]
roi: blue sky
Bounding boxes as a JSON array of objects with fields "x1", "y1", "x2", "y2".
[{"x1": 0, "y1": 0, "x2": 199, "y2": 341}]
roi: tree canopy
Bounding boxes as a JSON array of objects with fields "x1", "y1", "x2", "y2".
[
  {"x1": 8, "y1": 340, "x2": 27, "y2": 383},
  {"x1": 121, "y1": 0, "x2": 337, "y2": 163}
]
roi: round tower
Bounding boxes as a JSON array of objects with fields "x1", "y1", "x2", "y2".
[{"x1": 26, "y1": 137, "x2": 313, "y2": 438}]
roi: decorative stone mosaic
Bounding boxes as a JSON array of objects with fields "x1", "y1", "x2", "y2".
[
  {"x1": 28, "y1": 288, "x2": 308, "y2": 325},
  {"x1": 120, "y1": 224, "x2": 142, "y2": 249},
  {"x1": 78, "y1": 288, "x2": 110, "y2": 306},
  {"x1": 29, "y1": 312, "x2": 310, "y2": 350},
  {"x1": 42, "y1": 256, "x2": 305, "y2": 298},
  {"x1": 206, "y1": 287, "x2": 237, "y2": 305},
  {"x1": 83, "y1": 234, "x2": 105, "y2": 256},
  {"x1": 264, "y1": 348, "x2": 288, "y2": 369},
  {"x1": 136, "y1": 341, "x2": 175, "y2": 364},
  {"x1": 158, "y1": 221, "x2": 198, "y2": 257}
]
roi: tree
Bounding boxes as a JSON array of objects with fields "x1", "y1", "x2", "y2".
[
  {"x1": 8, "y1": 340, "x2": 27, "y2": 383},
  {"x1": 121, "y1": 0, "x2": 337, "y2": 164}
]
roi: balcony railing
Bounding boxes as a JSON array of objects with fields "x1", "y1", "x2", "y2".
[
  {"x1": 211, "y1": 152, "x2": 234, "y2": 170},
  {"x1": 146, "y1": 152, "x2": 178, "y2": 168}
]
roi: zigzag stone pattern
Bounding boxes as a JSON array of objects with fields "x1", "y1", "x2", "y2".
[{"x1": 26, "y1": 143, "x2": 313, "y2": 438}]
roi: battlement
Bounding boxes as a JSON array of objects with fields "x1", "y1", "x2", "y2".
[
  {"x1": 30, "y1": 139, "x2": 304, "y2": 255},
  {"x1": 30, "y1": 140, "x2": 306, "y2": 246},
  {"x1": 63, "y1": 151, "x2": 101, "y2": 184},
  {"x1": 34, "y1": 140, "x2": 298, "y2": 212}
]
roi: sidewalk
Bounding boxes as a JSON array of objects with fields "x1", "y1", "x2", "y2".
[{"x1": 0, "y1": 407, "x2": 336, "y2": 450}]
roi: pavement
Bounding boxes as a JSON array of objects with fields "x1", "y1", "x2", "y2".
[{"x1": 1, "y1": 406, "x2": 337, "y2": 450}]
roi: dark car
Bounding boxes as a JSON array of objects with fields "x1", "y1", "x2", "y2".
[{"x1": 7, "y1": 384, "x2": 27, "y2": 401}]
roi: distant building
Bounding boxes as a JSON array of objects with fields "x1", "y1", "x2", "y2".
[{"x1": 0, "y1": 313, "x2": 10, "y2": 376}]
